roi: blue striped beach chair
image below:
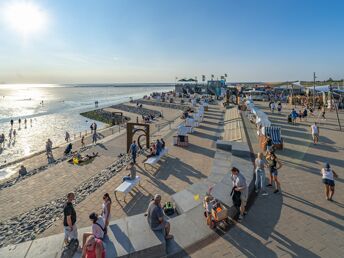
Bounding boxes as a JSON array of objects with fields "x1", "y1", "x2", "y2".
[{"x1": 264, "y1": 126, "x2": 283, "y2": 150}]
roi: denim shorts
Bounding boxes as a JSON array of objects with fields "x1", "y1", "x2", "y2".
[
  {"x1": 322, "y1": 178, "x2": 335, "y2": 186},
  {"x1": 270, "y1": 168, "x2": 278, "y2": 176}
]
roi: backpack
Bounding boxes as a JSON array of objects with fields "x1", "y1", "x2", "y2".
[{"x1": 163, "y1": 202, "x2": 175, "y2": 216}]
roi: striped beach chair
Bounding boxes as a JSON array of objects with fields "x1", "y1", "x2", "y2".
[{"x1": 264, "y1": 126, "x2": 283, "y2": 150}]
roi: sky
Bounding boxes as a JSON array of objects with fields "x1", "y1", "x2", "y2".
[{"x1": 0, "y1": 0, "x2": 343, "y2": 83}]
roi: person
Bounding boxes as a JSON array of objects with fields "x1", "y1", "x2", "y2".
[
  {"x1": 18, "y1": 165, "x2": 28, "y2": 176},
  {"x1": 24, "y1": 118, "x2": 27, "y2": 127},
  {"x1": 30, "y1": 118, "x2": 32, "y2": 126},
  {"x1": 63, "y1": 192, "x2": 78, "y2": 245},
  {"x1": 92, "y1": 132, "x2": 97, "y2": 144},
  {"x1": 82, "y1": 235, "x2": 105, "y2": 258},
  {"x1": 155, "y1": 139, "x2": 162, "y2": 156},
  {"x1": 321, "y1": 162, "x2": 338, "y2": 201},
  {"x1": 321, "y1": 106, "x2": 326, "y2": 120},
  {"x1": 82, "y1": 212, "x2": 105, "y2": 251},
  {"x1": 298, "y1": 110, "x2": 303, "y2": 122},
  {"x1": 309, "y1": 106, "x2": 315, "y2": 117},
  {"x1": 18, "y1": 118, "x2": 21, "y2": 126},
  {"x1": 203, "y1": 195, "x2": 213, "y2": 227},
  {"x1": 291, "y1": 109, "x2": 298, "y2": 125},
  {"x1": 122, "y1": 162, "x2": 137, "y2": 181},
  {"x1": 311, "y1": 122, "x2": 319, "y2": 144},
  {"x1": 303, "y1": 108, "x2": 308, "y2": 121},
  {"x1": 161, "y1": 138, "x2": 165, "y2": 149},
  {"x1": 102, "y1": 193, "x2": 112, "y2": 234},
  {"x1": 266, "y1": 153, "x2": 282, "y2": 193},
  {"x1": 10, "y1": 119, "x2": 14, "y2": 128},
  {"x1": 13, "y1": 129, "x2": 16, "y2": 139},
  {"x1": 93, "y1": 123, "x2": 97, "y2": 133},
  {"x1": 255, "y1": 153, "x2": 268, "y2": 195},
  {"x1": 231, "y1": 167, "x2": 248, "y2": 222},
  {"x1": 65, "y1": 143, "x2": 73, "y2": 155},
  {"x1": 0, "y1": 133, "x2": 5, "y2": 148},
  {"x1": 146, "y1": 194, "x2": 173, "y2": 240},
  {"x1": 264, "y1": 134, "x2": 273, "y2": 153},
  {"x1": 277, "y1": 102, "x2": 282, "y2": 113},
  {"x1": 90, "y1": 124, "x2": 94, "y2": 134},
  {"x1": 129, "y1": 140, "x2": 138, "y2": 164},
  {"x1": 65, "y1": 131, "x2": 71, "y2": 142},
  {"x1": 81, "y1": 136, "x2": 85, "y2": 148},
  {"x1": 270, "y1": 102, "x2": 275, "y2": 113}
]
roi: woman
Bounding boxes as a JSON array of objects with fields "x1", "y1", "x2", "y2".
[
  {"x1": 266, "y1": 152, "x2": 282, "y2": 193},
  {"x1": 82, "y1": 213, "x2": 105, "y2": 252},
  {"x1": 255, "y1": 153, "x2": 268, "y2": 195},
  {"x1": 102, "y1": 193, "x2": 112, "y2": 234},
  {"x1": 83, "y1": 235, "x2": 105, "y2": 258},
  {"x1": 321, "y1": 163, "x2": 338, "y2": 201}
]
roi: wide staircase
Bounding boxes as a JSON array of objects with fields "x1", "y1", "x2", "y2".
[{"x1": 222, "y1": 107, "x2": 242, "y2": 142}]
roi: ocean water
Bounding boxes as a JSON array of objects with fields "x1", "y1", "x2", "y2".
[{"x1": 0, "y1": 84, "x2": 173, "y2": 179}]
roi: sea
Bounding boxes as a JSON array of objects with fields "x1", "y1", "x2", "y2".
[{"x1": 0, "y1": 83, "x2": 174, "y2": 179}]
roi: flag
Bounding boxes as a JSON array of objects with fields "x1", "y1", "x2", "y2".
[{"x1": 194, "y1": 194, "x2": 200, "y2": 201}]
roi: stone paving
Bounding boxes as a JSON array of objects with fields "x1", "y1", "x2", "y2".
[
  {"x1": 189, "y1": 103, "x2": 344, "y2": 258},
  {"x1": 41, "y1": 104, "x2": 225, "y2": 237}
]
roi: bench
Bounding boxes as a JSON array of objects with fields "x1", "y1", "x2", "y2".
[
  {"x1": 144, "y1": 148, "x2": 168, "y2": 170},
  {"x1": 114, "y1": 176, "x2": 141, "y2": 201}
]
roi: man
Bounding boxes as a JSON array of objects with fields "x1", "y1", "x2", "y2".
[
  {"x1": 122, "y1": 162, "x2": 137, "y2": 181},
  {"x1": 63, "y1": 192, "x2": 78, "y2": 245},
  {"x1": 18, "y1": 165, "x2": 27, "y2": 176},
  {"x1": 129, "y1": 140, "x2": 138, "y2": 164},
  {"x1": 231, "y1": 167, "x2": 248, "y2": 222},
  {"x1": 311, "y1": 122, "x2": 319, "y2": 144},
  {"x1": 146, "y1": 194, "x2": 172, "y2": 240}
]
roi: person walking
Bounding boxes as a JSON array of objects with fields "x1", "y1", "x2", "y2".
[
  {"x1": 277, "y1": 102, "x2": 282, "y2": 114},
  {"x1": 266, "y1": 152, "x2": 282, "y2": 193},
  {"x1": 10, "y1": 119, "x2": 13, "y2": 128},
  {"x1": 321, "y1": 106, "x2": 326, "y2": 120},
  {"x1": 255, "y1": 153, "x2": 268, "y2": 195},
  {"x1": 102, "y1": 193, "x2": 112, "y2": 234},
  {"x1": 13, "y1": 129, "x2": 16, "y2": 139},
  {"x1": 63, "y1": 192, "x2": 78, "y2": 245},
  {"x1": 93, "y1": 123, "x2": 97, "y2": 133},
  {"x1": 90, "y1": 123, "x2": 94, "y2": 134},
  {"x1": 231, "y1": 167, "x2": 248, "y2": 222},
  {"x1": 24, "y1": 118, "x2": 27, "y2": 128},
  {"x1": 291, "y1": 109, "x2": 298, "y2": 125},
  {"x1": 270, "y1": 102, "x2": 276, "y2": 113},
  {"x1": 65, "y1": 131, "x2": 71, "y2": 142},
  {"x1": 311, "y1": 122, "x2": 319, "y2": 144},
  {"x1": 81, "y1": 135, "x2": 85, "y2": 148},
  {"x1": 321, "y1": 162, "x2": 338, "y2": 201},
  {"x1": 129, "y1": 140, "x2": 138, "y2": 164},
  {"x1": 18, "y1": 118, "x2": 21, "y2": 126}
]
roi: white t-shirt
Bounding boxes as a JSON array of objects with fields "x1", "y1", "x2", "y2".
[
  {"x1": 92, "y1": 217, "x2": 105, "y2": 239},
  {"x1": 322, "y1": 168, "x2": 334, "y2": 181},
  {"x1": 311, "y1": 125, "x2": 318, "y2": 134}
]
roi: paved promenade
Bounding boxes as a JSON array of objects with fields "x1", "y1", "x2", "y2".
[{"x1": 190, "y1": 103, "x2": 344, "y2": 258}]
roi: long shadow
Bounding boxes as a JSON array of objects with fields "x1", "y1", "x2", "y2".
[
  {"x1": 156, "y1": 156, "x2": 207, "y2": 183},
  {"x1": 109, "y1": 224, "x2": 135, "y2": 253},
  {"x1": 197, "y1": 125, "x2": 222, "y2": 133},
  {"x1": 203, "y1": 114, "x2": 222, "y2": 120},
  {"x1": 283, "y1": 191, "x2": 344, "y2": 220},
  {"x1": 192, "y1": 131, "x2": 218, "y2": 141},
  {"x1": 186, "y1": 143, "x2": 216, "y2": 158},
  {"x1": 97, "y1": 143, "x2": 108, "y2": 150},
  {"x1": 271, "y1": 231, "x2": 321, "y2": 258}
]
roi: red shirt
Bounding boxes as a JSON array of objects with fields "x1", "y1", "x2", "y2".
[{"x1": 86, "y1": 239, "x2": 105, "y2": 258}]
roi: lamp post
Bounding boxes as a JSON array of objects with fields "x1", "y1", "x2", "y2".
[{"x1": 313, "y1": 72, "x2": 316, "y2": 110}]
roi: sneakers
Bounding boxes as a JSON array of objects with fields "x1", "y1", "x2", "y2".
[
  {"x1": 273, "y1": 189, "x2": 279, "y2": 194},
  {"x1": 262, "y1": 191, "x2": 268, "y2": 196},
  {"x1": 237, "y1": 215, "x2": 244, "y2": 222}
]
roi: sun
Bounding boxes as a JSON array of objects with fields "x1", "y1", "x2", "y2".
[{"x1": 3, "y1": 1, "x2": 48, "y2": 37}]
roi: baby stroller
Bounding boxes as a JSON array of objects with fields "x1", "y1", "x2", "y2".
[{"x1": 203, "y1": 193, "x2": 230, "y2": 230}]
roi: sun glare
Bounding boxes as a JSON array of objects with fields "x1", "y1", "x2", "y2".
[{"x1": 3, "y1": 1, "x2": 48, "y2": 38}]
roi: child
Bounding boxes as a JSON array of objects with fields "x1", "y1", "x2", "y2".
[{"x1": 203, "y1": 196, "x2": 213, "y2": 227}]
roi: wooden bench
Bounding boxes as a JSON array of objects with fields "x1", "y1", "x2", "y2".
[
  {"x1": 144, "y1": 148, "x2": 168, "y2": 170},
  {"x1": 114, "y1": 176, "x2": 141, "y2": 201}
]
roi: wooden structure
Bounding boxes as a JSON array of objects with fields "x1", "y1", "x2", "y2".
[{"x1": 126, "y1": 123, "x2": 150, "y2": 152}]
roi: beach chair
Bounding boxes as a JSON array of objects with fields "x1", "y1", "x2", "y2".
[
  {"x1": 114, "y1": 176, "x2": 141, "y2": 201},
  {"x1": 264, "y1": 126, "x2": 283, "y2": 150}
]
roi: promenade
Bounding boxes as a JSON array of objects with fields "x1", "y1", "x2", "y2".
[{"x1": 190, "y1": 103, "x2": 344, "y2": 258}]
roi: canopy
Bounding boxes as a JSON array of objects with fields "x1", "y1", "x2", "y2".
[{"x1": 177, "y1": 125, "x2": 189, "y2": 136}]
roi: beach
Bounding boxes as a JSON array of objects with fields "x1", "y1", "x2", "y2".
[{"x1": 0, "y1": 84, "x2": 173, "y2": 180}]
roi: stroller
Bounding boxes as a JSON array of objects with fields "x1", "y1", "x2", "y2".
[
  {"x1": 203, "y1": 191, "x2": 230, "y2": 230},
  {"x1": 64, "y1": 143, "x2": 73, "y2": 155}
]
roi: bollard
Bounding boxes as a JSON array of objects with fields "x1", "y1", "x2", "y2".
[{"x1": 80, "y1": 132, "x2": 81, "y2": 138}]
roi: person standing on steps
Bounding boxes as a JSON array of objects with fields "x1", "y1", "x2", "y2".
[
  {"x1": 65, "y1": 131, "x2": 71, "y2": 142},
  {"x1": 81, "y1": 135, "x2": 85, "y2": 148},
  {"x1": 129, "y1": 140, "x2": 138, "y2": 164},
  {"x1": 231, "y1": 167, "x2": 248, "y2": 222},
  {"x1": 63, "y1": 192, "x2": 78, "y2": 246},
  {"x1": 321, "y1": 162, "x2": 338, "y2": 201},
  {"x1": 266, "y1": 152, "x2": 282, "y2": 193},
  {"x1": 311, "y1": 122, "x2": 319, "y2": 144}
]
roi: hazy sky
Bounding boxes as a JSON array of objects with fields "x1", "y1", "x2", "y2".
[{"x1": 0, "y1": 0, "x2": 343, "y2": 83}]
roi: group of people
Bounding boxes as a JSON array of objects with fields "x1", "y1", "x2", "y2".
[
  {"x1": 146, "y1": 139, "x2": 166, "y2": 159},
  {"x1": 269, "y1": 101, "x2": 282, "y2": 114}
]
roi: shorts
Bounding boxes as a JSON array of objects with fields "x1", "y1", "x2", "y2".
[
  {"x1": 152, "y1": 220, "x2": 167, "y2": 231},
  {"x1": 240, "y1": 191, "x2": 248, "y2": 207},
  {"x1": 270, "y1": 168, "x2": 278, "y2": 176},
  {"x1": 312, "y1": 133, "x2": 319, "y2": 139},
  {"x1": 322, "y1": 179, "x2": 335, "y2": 186},
  {"x1": 64, "y1": 224, "x2": 78, "y2": 241}
]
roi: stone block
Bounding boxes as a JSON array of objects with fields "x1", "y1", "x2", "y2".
[
  {"x1": 211, "y1": 182, "x2": 233, "y2": 208},
  {"x1": 216, "y1": 140, "x2": 232, "y2": 152},
  {"x1": 126, "y1": 213, "x2": 166, "y2": 258},
  {"x1": 107, "y1": 218, "x2": 131, "y2": 258},
  {"x1": 0, "y1": 241, "x2": 32, "y2": 258},
  {"x1": 26, "y1": 233, "x2": 64, "y2": 258},
  {"x1": 171, "y1": 189, "x2": 201, "y2": 214}
]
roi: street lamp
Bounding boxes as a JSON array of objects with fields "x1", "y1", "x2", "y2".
[{"x1": 313, "y1": 72, "x2": 316, "y2": 110}]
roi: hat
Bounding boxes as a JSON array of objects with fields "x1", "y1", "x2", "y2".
[{"x1": 324, "y1": 162, "x2": 330, "y2": 169}]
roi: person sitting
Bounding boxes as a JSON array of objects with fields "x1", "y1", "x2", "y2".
[
  {"x1": 82, "y1": 235, "x2": 105, "y2": 258},
  {"x1": 64, "y1": 143, "x2": 73, "y2": 155},
  {"x1": 18, "y1": 165, "x2": 28, "y2": 176},
  {"x1": 122, "y1": 162, "x2": 137, "y2": 182},
  {"x1": 156, "y1": 139, "x2": 162, "y2": 156},
  {"x1": 82, "y1": 213, "x2": 105, "y2": 254},
  {"x1": 146, "y1": 194, "x2": 173, "y2": 240},
  {"x1": 146, "y1": 147, "x2": 156, "y2": 158}
]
